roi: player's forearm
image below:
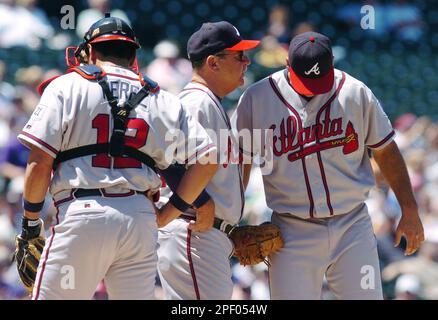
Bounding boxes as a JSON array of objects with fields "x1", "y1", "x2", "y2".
[
  {"x1": 372, "y1": 141, "x2": 418, "y2": 213},
  {"x1": 157, "y1": 164, "x2": 211, "y2": 208},
  {"x1": 157, "y1": 156, "x2": 218, "y2": 228},
  {"x1": 23, "y1": 148, "x2": 53, "y2": 219},
  {"x1": 175, "y1": 159, "x2": 218, "y2": 204}
]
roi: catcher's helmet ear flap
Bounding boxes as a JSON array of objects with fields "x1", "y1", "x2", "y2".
[
  {"x1": 81, "y1": 13, "x2": 140, "y2": 49},
  {"x1": 73, "y1": 42, "x2": 89, "y2": 63}
]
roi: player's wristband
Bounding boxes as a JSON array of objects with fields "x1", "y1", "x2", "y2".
[
  {"x1": 193, "y1": 190, "x2": 211, "y2": 208},
  {"x1": 22, "y1": 198, "x2": 45, "y2": 212},
  {"x1": 169, "y1": 193, "x2": 191, "y2": 213}
]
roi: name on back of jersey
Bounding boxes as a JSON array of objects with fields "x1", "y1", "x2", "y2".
[{"x1": 109, "y1": 80, "x2": 140, "y2": 101}]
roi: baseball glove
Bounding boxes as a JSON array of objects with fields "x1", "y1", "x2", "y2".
[
  {"x1": 229, "y1": 222, "x2": 283, "y2": 266},
  {"x1": 14, "y1": 218, "x2": 45, "y2": 295}
]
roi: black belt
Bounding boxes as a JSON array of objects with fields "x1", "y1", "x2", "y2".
[
  {"x1": 73, "y1": 188, "x2": 148, "y2": 198},
  {"x1": 180, "y1": 214, "x2": 236, "y2": 235}
]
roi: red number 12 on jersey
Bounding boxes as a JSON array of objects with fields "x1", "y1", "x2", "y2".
[{"x1": 92, "y1": 114, "x2": 149, "y2": 169}]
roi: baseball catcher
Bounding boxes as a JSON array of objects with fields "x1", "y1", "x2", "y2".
[
  {"x1": 228, "y1": 222, "x2": 284, "y2": 266},
  {"x1": 14, "y1": 217, "x2": 45, "y2": 294}
]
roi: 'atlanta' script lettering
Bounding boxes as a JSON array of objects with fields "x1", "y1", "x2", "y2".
[
  {"x1": 271, "y1": 116, "x2": 343, "y2": 155},
  {"x1": 270, "y1": 116, "x2": 358, "y2": 161}
]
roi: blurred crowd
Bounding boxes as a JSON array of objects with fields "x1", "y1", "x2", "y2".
[{"x1": 0, "y1": 0, "x2": 437, "y2": 300}]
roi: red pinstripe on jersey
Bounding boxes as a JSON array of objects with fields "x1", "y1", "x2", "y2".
[
  {"x1": 186, "y1": 227, "x2": 200, "y2": 300},
  {"x1": 314, "y1": 72, "x2": 346, "y2": 215},
  {"x1": 269, "y1": 76, "x2": 315, "y2": 218},
  {"x1": 33, "y1": 207, "x2": 59, "y2": 300}
]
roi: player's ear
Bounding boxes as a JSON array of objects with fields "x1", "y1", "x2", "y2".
[
  {"x1": 206, "y1": 55, "x2": 219, "y2": 71},
  {"x1": 286, "y1": 58, "x2": 290, "y2": 67}
]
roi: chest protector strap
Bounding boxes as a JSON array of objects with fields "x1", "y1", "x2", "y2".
[{"x1": 53, "y1": 65, "x2": 159, "y2": 171}]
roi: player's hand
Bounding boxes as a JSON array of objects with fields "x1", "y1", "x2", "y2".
[
  {"x1": 190, "y1": 198, "x2": 215, "y2": 232},
  {"x1": 394, "y1": 208, "x2": 425, "y2": 256},
  {"x1": 145, "y1": 191, "x2": 176, "y2": 228},
  {"x1": 156, "y1": 202, "x2": 182, "y2": 228}
]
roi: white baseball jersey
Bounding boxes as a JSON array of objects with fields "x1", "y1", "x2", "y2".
[
  {"x1": 232, "y1": 68, "x2": 389, "y2": 299},
  {"x1": 232, "y1": 68, "x2": 395, "y2": 219},
  {"x1": 18, "y1": 65, "x2": 215, "y2": 201},
  {"x1": 179, "y1": 82, "x2": 244, "y2": 224},
  {"x1": 17, "y1": 65, "x2": 215, "y2": 300},
  {"x1": 157, "y1": 82, "x2": 243, "y2": 300}
]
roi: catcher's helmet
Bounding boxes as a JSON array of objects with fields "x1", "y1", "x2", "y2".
[{"x1": 82, "y1": 13, "x2": 140, "y2": 48}]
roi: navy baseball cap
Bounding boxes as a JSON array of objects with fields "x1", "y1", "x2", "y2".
[
  {"x1": 187, "y1": 21, "x2": 260, "y2": 61},
  {"x1": 288, "y1": 31, "x2": 334, "y2": 95}
]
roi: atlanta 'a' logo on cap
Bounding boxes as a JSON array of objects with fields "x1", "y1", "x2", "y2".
[{"x1": 304, "y1": 62, "x2": 320, "y2": 75}]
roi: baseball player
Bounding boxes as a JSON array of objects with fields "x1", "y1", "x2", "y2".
[
  {"x1": 16, "y1": 15, "x2": 218, "y2": 300},
  {"x1": 231, "y1": 31, "x2": 424, "y2": 299},
  {"x1": 157, "y1": 21, "x2": 260, "y2": 299}
]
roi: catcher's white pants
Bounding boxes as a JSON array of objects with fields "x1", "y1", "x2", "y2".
[
  {"x1": 157, "y1": 218, "x2": 234, "y2": 300},
  {"x1": 32, "y1": 195, "x2": 158, "y2": 300},
  {"x1": 269, "y1": 203, "x2": 383, "y2": 300}
]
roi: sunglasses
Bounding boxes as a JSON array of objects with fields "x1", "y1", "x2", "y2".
[{"x1": 214, "y1": 51, "x2": 246, "y2": 62}]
